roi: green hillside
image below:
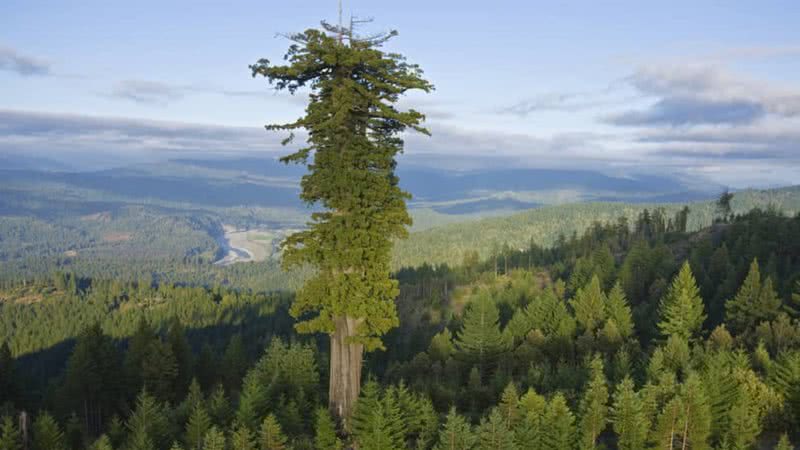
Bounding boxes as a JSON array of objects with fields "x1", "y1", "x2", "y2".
[{"x1": 394, "y1": 186, "x2": 800, "y2": 268}]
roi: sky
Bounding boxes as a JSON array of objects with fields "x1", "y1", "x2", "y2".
[{"x1": 2, "y1": 0, "x2": 800, "y2": 187}]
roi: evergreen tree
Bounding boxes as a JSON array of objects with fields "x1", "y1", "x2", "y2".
[
  {"x1": 651, "y1": 397, "x2": 683, "y2": 450},
  {"x1": 578, "y1": 356, "x2": 608, "y2": 449},
  {"x1": 676, "y1": 373, "x2": 712, "y2": 450},
  {"x1": 477, "y1": 409, "x2": 517, "y2": 450},
  {"x1": 230, "y1": 425, "x2": 256, "y2": 450},
  {"x1": 353, "y1": 388, "x2": 404, "y2": 450},
  {"x1": 725, "y1": 259, "x2": 781, "y2": 335},
  {"x1": 775, "y1": 434, "x2": 794, "y2": 450},
  {"x1": 185, "y1": 403, "x2": 212, "y2": 450},
  {"x1": 63, "y1": 323, "x2": 121, "y2": 436},
  {"x1": 167, "y1": 318, "x2": 194, "y2": 399},
  {"x1": 541, "y1": 393, "x2": 575, "y2": 450},
  {"x1": 434, "y1": 408, "x2": 475, "y2": 450},
  {"x1": 202, "y1": 427, "x2": 226, "y2": 450},
  {"x1": 611, "y1": 377, "x2": 648, "y2": 450},
  {"x1": 258, "y1": 415, "x2": 287, "y2": 450},
  {"x1": 31, "y1": 411, "x2": 65, "y2": 450},
  {"x1": 658, "y1": 262, "x2": 706, "y2": 341},
  {"x1": 89, "y1": 435, "x2": 114, "y2": 450},
  {"x1": 141, "y1": 337, "x2": 179, "y2": 402},
  {"x1": 604, "y1": 282, "x2": 634, "y2": 340},
  {"x1": 0, "y1": 416, "x2": 20, "y2": 450},
  {"x1": 350, "y1": 379, "x2": 382, "y2": 437},
  {"x1": 222, "y1": 334, "x2": 248, "y2": 394},
  {"x1": 515, "y1": 389, "x2": 546, "y2": 450},
  {"x1": 252, "y1": 19, "x2": 432, "y2": 425},
  {"x1": 208, "y1": 384, "x2": 232, "y2": 427},
  {"x1": 125, "y1": 318, "x2": 157, "y2": 394},
  {"x1": 454, "y1": 292, "x2": 507, "y2": 376},
  {"x1": 236, "y1": 373, "x2": 268, "y2": 430},
  {"x1": 314, "y1": 408, "x2": 342, "y2": 450},
  {"x1": 570, "y1": 275, "x2": 607, "y2": 333},
  {"x1": 497, "y1": 382, "x2": 520, "y2": 428},
  {"x1": 126, "y1": 389, "x2": 169, "y2": 450}
]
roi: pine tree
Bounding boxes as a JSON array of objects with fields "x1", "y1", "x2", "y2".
[
  {"x1": 454, "y1": 292, "x2": 507, "y2": 376},
  {"x1": 775, "y1": 434, "x2": 794, "y2": 450},
  {"x1": 658, "y1": 262, "x2": 706, "y2": 341},
  {"x1": 726, "y1": 259, "x2": 781, "y2": 335},
  {"x1": 350, "y1": 379, "x2": 382, "y2": 437},
  {"x1": 541, "y1": 393, "x2": 575, "y2": 450},
  {"x1": 604, "y1": 282, "x2": 634, "y2": 340},
  {"x1": 236, "y1": 373, "x2": 268, "y2": 430},
  {"x1": 167, "y1": 317, "x2": 193, "y2": 399},
  {"x1": 676, "y1": 373, "x2": 712, "y2": 450},
  {"x1": 258, "y1": 414, "x2": 287, "y2": 450},
  {"x1": 208, "y1": 384, "x2": 232, "y2": 427},
  {"x1": 434, "y1": 408, "x2": 475, "y2": 450},
  {"x1": 126, "y1": 389, "x2": 169, "y2": 450},
  {"x1": 230, "y1": 425, "x2": 256, "y2": 450},
  {"x1": 89, "y1": 435, "x2": 114, "y2": 450},
  {"x1": 222, "y1": 334, "x2": 248, "y2": 393},
  {"x1": 202, "y1": 427, "x2": 226, "y2": 450},
  {"x1": 578, "y1": 356, "x2": 608, "y2": 449},
  {"x1": 314, "y1": 408, "x2": 342, "y2": 450},
  {"x1": 125, "y1": 318, "x2": 157, "y2": 394},
  {"x1": 611, "y1": 377, "x2": 648, "y2": 450},
  {"x1": 570, "y1": 275, "x2": 607, "y2": 333},
  {"x1": 185, "y1": 403, "x2": 212, "y2": 450},
  {"x1": 141, "y1": 337, "x2": 179, "y2": 402},
  {"x1": 515, "y1": 389, "x2": 546, "y2": 450},
  {"x1": 353, "y1": 389, "x2": 405, "y2": 450},
  {"x1": 477, "y1": 409, "x2": 517, "y2": 450},
  {"x1": 0, "y1": 416, "x2": 20, "y2": 450},
  {"x1": 252, "y1": 19, "x2": 432, "y2": 425},
  {"x1": 498, "y1": 382, "x2": 520, "y2": 428},
  {"x1": 32, "y1": 411, "x2": 65, "y2": 450},
  {"x1": 651, "y1": 397, "x2": 682, "y2": 450},
  {"x1": 724, "y1": 388, "x2": 760, "y2": 450}
]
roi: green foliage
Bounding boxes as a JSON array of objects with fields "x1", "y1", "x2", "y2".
[
  {"x1": 125, "y1": 389, "x2": 169, "y2": 450},
  {"x1": 476, "y1": 409, "x2": 517, "y2": 450},
  {"x1": 775, "y1": 434, "x2": 794, "y2": 450},
  {"x1": 434, "y1": 408, "x2": 475, "y2": 450},
  {"x1": 578, "y1": 356, "x2": 608, "y2": 449},
  {"x1": 454, "y1": 292, "x2": 507, "y2": 375},
  {"x1": 611, "y1": 377, "x2": 648, "y2": 450},
  {"x1": 540, "y1": 393, "x2": 574, "y2": 450},
  {"x1": 32, "y1": 411, "x2": 65, "y2": 450},
  {"x1": 313, "y1": 408, "x2": 342, "y2": 450},
  {"x1": 202, "y1": 427, "x2": 226, "y2": 450},
  {"x1": 252, "y1": 24, "x2": 432, "y2": 350},
  {"x1": 570, "y1": 275, "x2": 607, "y2": 333},
  {"x1": 257, "y1": 414, "x2": 287, "y2": 450},
  {"x1": 658, "y1": 262, "x2": 706, "y2": 341},
  {"x1": 230, "y1": 425, "x2": 256, "y2": 450},
  {"x1": 0, "y1": 416, "x2": 20, "y2": 450},
  {"x1": 604, "y1": 282, "x2": 634, "y2": 341},
  {"x1": 90, "y1": 435, "x2": 114, "y2": 450},
  {"x1": 185, "y1": 403, "x2": 212, "y2": 450},
  {"x1": 351, "y1": 381, "x2": 404, "y2": 450},
  {"x1": 725, "y1": 259, "x2": 782, "y2": 336}
]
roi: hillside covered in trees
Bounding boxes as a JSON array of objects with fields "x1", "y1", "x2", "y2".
[{"x1": 1, "y1": 207, "x2": 800, "y2": 449}]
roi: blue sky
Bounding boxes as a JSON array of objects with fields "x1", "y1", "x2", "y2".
[{"x1": 2, "y1": 0, "x2": 800, "y2": 187}]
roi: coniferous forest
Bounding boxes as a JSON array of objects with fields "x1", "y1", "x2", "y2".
[{"x1": 2, "y1": 18, "x2": 800, "y2": 450}]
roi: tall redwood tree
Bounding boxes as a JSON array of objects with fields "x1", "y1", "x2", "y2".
[{"x1": 251, "y1": 22, "x2": 432, "y2": 426}]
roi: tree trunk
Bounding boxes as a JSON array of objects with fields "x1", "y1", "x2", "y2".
[{"x1": 329, "y1": 315, "x2": 364, "y2": 430}]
